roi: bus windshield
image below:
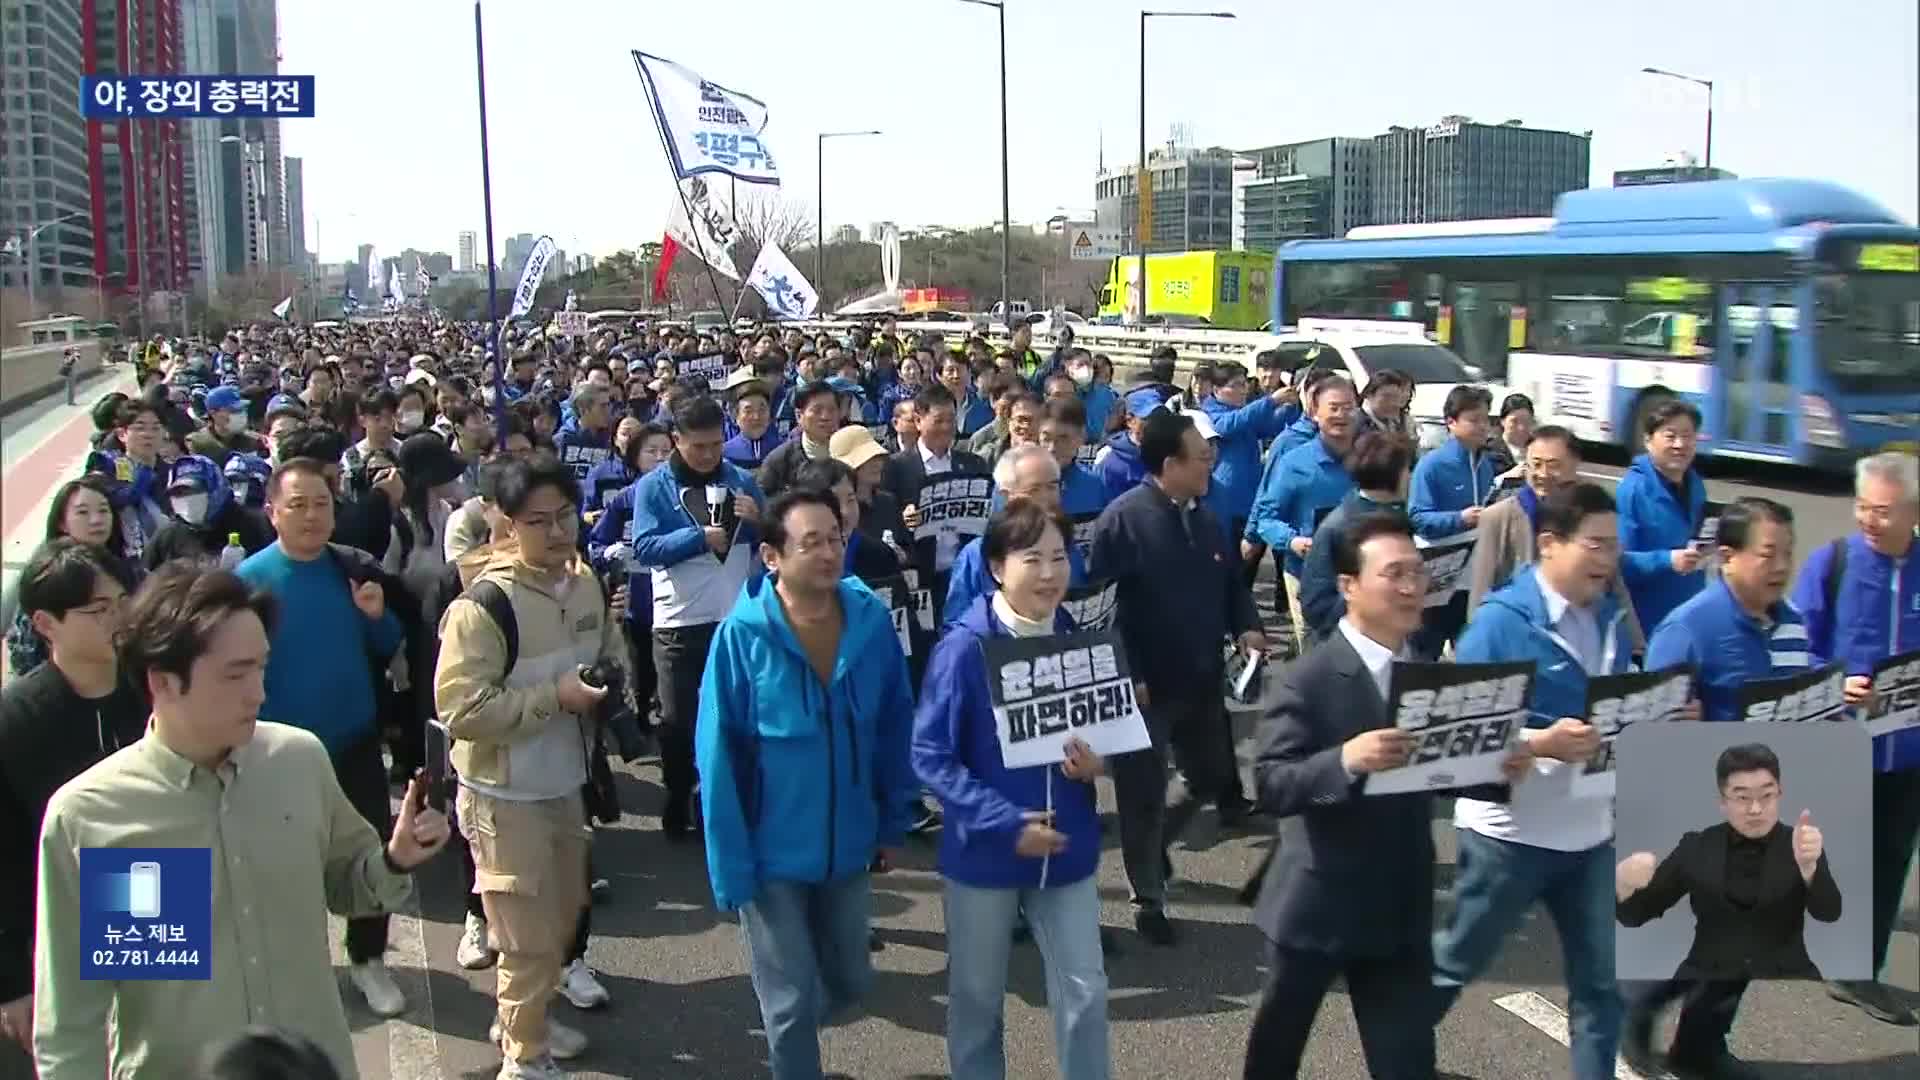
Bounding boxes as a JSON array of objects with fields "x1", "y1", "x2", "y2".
[
  {"x1": 1352, "y1": 342, "x2": 1479, "y2": 384},
  {"x1": 1814, "y1": 273, "x2": 1920, "y2": 393}
]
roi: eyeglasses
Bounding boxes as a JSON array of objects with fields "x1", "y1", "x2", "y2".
[{"x1": 1722, "y1": 790, "x2": 1779, "y2": 809}]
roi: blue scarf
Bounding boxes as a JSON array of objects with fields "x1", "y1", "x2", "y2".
[{"x1": 1516, "y1": 484, "x2": 1540, "y2": 531}]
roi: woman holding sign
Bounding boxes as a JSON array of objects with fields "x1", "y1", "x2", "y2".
[{"x1": 913, "y1": 498, "x2": 1113, "y2": 1080}]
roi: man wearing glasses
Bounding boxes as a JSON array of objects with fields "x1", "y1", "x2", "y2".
[{"x1": 0, "y1": 541, "x2": 145, "y2": 1061}]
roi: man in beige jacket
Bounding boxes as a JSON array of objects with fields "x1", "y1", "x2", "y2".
[{"x1": 1464, "y1": 424, "x2": 1645, "y2": 654}]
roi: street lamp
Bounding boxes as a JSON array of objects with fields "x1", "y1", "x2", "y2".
[
  {"x1": 817, "y1": 129, "x2": 882, "y2": 306},
  {"x1": 1139, "y1": 10, "x2": 1234, "y2": 324},
  {"x1": 957, "y1": 0, "x2": 1011, "y2": 324},
  {"x1": 15, "y1": 211, "x2": 88, "y2": 315},
  {"x1": 1641, "y1": 66, "x2": 1715, "y2": 170}
]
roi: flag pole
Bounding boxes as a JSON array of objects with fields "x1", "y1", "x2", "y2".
[
  {"x1": 633, "y1": 55, "x2": 740, "y2": 318},
  {"x1": 475, "y1": 0, "x2": 506, "y2": 440}
]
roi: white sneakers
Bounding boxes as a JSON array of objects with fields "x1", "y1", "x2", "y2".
[
  {"x1": 491, "y1": 1017, "x2": 588, "y2": 1060},
  {"x1": 348, "y1": 959, "x2": 407, "y2": 1018},
  {"x1": 558, "y1": 959, "x2": 610, "y2": 1010},
  {"x1": 497, "y1": 1054, "x2": 567, "y2": 1080},
  {"x1": 457, "y1": 912, "x2": 498, "y2": 970}
]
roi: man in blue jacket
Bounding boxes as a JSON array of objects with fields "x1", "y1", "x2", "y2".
[
  {"x1": 1632, "y1": 496, "x2": 1807, "y2": 1078},
  {"x1": 1299, "y1": 430, "x2": 1412, "y2": 642},
  {"x1": 630, "y1": 395, "x2": 766, "y2": 839},
  {"x1": 1093, "y1": 387, "x2": 1163, "y2": 502},
  {"x1": 697, "y1": 489, "x2": 916, "y2": 1080},
  {"x1": 1789, "y1": 451, "x2": 1920, "y2": 1026},
  {"x1": 943, "y1": 445, "x2": 1089, "y2": 629},
  {"x1": 1615, "y1": 400, "x2": 1710, "y2": 635},
  {"x1": 1201, "y1": 360, "x2": 1299, "y2": 547},
  {"x1": 1244, "y1": 375, "x2": 1359, "y2": 651},
  {"x1": 1407, "y1": 384, "x2": 1495, "y2": 658},
  {"x1": 1437, "y1": 483, "x2": 1642, "y2": 1080}
]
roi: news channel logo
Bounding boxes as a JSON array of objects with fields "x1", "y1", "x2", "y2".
[{"x1": 78, "y1": 848, "x2": 212, "y2": 981}]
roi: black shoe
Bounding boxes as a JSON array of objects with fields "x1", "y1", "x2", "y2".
[
  {"x1": 1099, "y1": 927, "x2": 1119, "y2": 956},
  {"x1": 1161, "y1": 852, "x2": 1175, "y2": 885},
  {"x1": 1217, "y1": 796, "x2": 1256, "y2": 827},
  {"x1": 662, "y1": 800, "x2": 693, "y2": 840},
  {"x1": 1827, "y1": 979, "x2": 1918, "y2": 1025},
  {"x1": 1134, "y1": 907, "x2": 1176, "y2": 946},
  {"x1": 1667, "y1": 1051, "x2": 1763, "y2": 1080},
  {"x1": 1619, "y1": 1014, "x2": 1677, "y2": 1080},
  {"x1": 868, "y1": 929, "x2": 884, "y2": 953}
]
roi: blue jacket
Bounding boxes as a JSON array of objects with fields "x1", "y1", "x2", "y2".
[
  {"x1": 723, "y1": 429, "x2": 777, "y2": 470},
  {"x1": 1645, "y1": 578, "x2": 1810, "y2": 723},
  {"x1": 628, "y1": 461, "x2": 766, "y2": 568},
  {"x1": 1299, "y1": 490, "x2": 1404, "y2": 639},
  {"x1": 554, "y1": 425, "x2": 612, "y2": 482},
  {"x1": 942, "y1": 534, "x2": 1089, "y2": 632},
  {"x1": 696, "y1": 574, "x2": 918, "y2": 912},
  {"x1": 1408, "y1": 436, "x2": 1499, "y2": 536},
  {"x1": 1245, "y1": 435, "x2": 1354, "y2": 576},
  {"x1": 911, "y1": 598, "x2": 1102, "y2": 889},
  {"x1": 1078, "y1": 383, "x2": 1120, "y2": 442},
  {"x1": 1061, "y1": 463, "x2": 1108, "y2": 523},
  {"x1": 959, "y1": 392, "x2": 994, "y2": 437},
  {"x1": 1095, "y1": 432, "x2": 1147, "y2": 504},
  {"x1": 1615, "y1": 453, "x2": 1709, "y2": 634},
  {"x1": 1271, "y1": 415, "x2": 1319, "y2": 459},
  {"x1": 1791, "y1": 533, "x2": 1920, "y2": 770},
  {"x1": 1201, "y1": 394, "x2": 1293, "y2": 522},
  {"x1": 581, "y1": 455, "x2": 634, "y2": 515},
  {"x1": 1456, "y1": 567, "x2": 1635, "y2": 727}
]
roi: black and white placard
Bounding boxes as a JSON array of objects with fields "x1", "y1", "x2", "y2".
[
  {"x1": 860, "y1": 573, "x2": 915, "y2": 657},
  {"x1": 899, "y1": 566, "x2": 937, "y2": 633},
  {"x1": 1061, "y1": 579, "x2": 1118, "y2": 632},
  {"x1": 1415, "y1": 532, "x2": 1478, "y2": 609},
  {"x1": 985, "y1": 630, "x2": 1153, "y2": 769},
  {"x1": 1070, "y1": 510, "x2": 1099, "y2": 563},
  {"x1": 1572, "y1": 665, "x2": 1692, "y2": 798},
  {"x1": 676, "y1": 351, "x2": 732, "y2": 386},
  {"x1": 1693, "y1": 500, "x2": 1726, "y2": 549},
  {"x1": 1368, "y1": 660, "x2": 1531, "y2": 795},
  {"x1": 912, "y1": 475, "x2": 993, "y2": 544},
  {"x1": 1736, "y1": 662, "x2": 1848, "y2": 723},
  {"x1": 1865, "y1": 649, "x2": 1920, "y2": 738}
]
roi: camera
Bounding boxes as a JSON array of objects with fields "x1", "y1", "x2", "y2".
[{"x1": 579, "y1": 661, "x2": 647, "y2": 764}]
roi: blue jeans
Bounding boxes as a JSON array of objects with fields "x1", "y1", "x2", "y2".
[
  {"x1": 943, "y1": 875, "x2": 1109, "y2": 1080},
  {"x1": 738, "y1": 873, "x2": 874, "y2": 1080},
  {"x1": 1432, "y1": 828, "x2": 1621, "y2": 1080}
]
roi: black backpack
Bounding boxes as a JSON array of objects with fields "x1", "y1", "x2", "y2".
[{"x1": 1820, "y1": 537, "x2": 1848, "y2": 615}]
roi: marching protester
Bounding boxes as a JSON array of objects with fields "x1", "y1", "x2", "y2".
[
  {"x1": 5, "y1": 476, "x2": 142, "y2": 676},
  {"x1": 187, "y1": 386, "x2": 270, "y2": 467},
  {"x1": 696, "y1": 488, "x2": 917, "y2": 1080},
  {"x1": 1616, "y1": 400, "x2": 1711, "y2": 636},
  {"x1": 1199, "y1": 360, "x2": 1299, "y2": 553},
  {"x1": 33, "y1": 565, "x2": 449, "y2": 1080},
  {"x1": 1788, "y1": 451, "x2": 1920, "y2": 1025},
  {"x1": 142, "y1": 454, "x2": 275, "y2": 569},
  {"x1": 435, "y1": 454, "x2": 630, "y2": 1078},
  {"x1": 1092, "y1": 388, "x2": 1163, "y2": 501},
  {"x1": 1406, "y1": 385, "x2": 1494, "y2": 657},
  {"x1": 1090, "y1": 407, "x2": 1262, "y2": 945},
  {"x1": 888, "y1": 384, "x2": 990, "y2": 599},
  {"x1": 1486, "y1": 393, "x2": 1536, "y2": 480},
  {"x1": 1244, "y1": 374, "x2": 1359, "y2": 649},
  {"x1": 757, "y1": 380, "x2": 842, "y2": 497},
  {"x1": 1297, "y1": 431, "x2": 1413, "y2": 643},
  {"x1": 554, "y1": 385, "x2": 614, "y2": 482},
  {"x1": 1354, "y1": 369, "x2": 1413, "y2": 439},
  {"x1": 723, "y1": 381, "x2": 778, "y2": 470},
  {"x1": 944, "y1": 446, "x2": 1086, "y2": 627},
  {"x1": 914, "y1": 498, "x2": 1112, "y2": 1080}
]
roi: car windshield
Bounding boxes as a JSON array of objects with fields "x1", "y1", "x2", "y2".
[
  {"x1": 1814, "y1": 273, "x2": 1920, "y2": 393},
  {"x1": 1352, "y1": 342, "x2": 1477, "y2": 384}
]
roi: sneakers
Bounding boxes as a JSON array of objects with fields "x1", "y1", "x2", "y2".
[
  {"x1": 558, "y1": 958, "x2": 610, "y2": 1010},
  {"x1": 348, "y1": 959, "x2": 407, "y2": 1018},
  {"x1": 491, "y1": 1018, "x2": 588, "y2": 1060},
  {"x1": 457, "y1": 912, "x2": 497, "y2": 970},
  {"x1": 497, "y1": 1053, "x2": 568, "y2": 1080},
  {"x1": 1828, "y1": 979, "x2": 1918, "y2": 1025},
  {"x1": 1134, "y1": 907, "x2": 1176, "y2": 947}
]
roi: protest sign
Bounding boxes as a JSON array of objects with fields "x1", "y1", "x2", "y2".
[
  {"x1": 1484, "y1": 472, "x2": 1526, "y2": 505},
  {"x1": 1736, "y1": 662, "x2": 1848, "y2": 722},
  {"x1": 912, "y1": 475, "x2": 993, "y2": 543},
  {"x1": 1864, "y1": 649, "x2": 1920, "y2": 738},
  {"x1": 553, "y1": 310, "x2": 589, "y2": 338},
  {"x1": 1075, "y1": 444, "x2": 1101, "y2": 471},
  {"x1": 1062, "y1": 579, "x2": 1118, "y2": 632},
  {"x1": 1415, "y1": 532, "x2": 1477, "y2": 609},
  {"x1": 1693, "y1": 500, "x2": 1726, "y2": 549},
  {"x1": 1572, "y1": 665, "x2": 1692, "y2": 798},
  {"x1": 900, "y1": 567, "x2": 938, "y2": 633},
  {"x1": 676, "y1": 351, "x2": 732, "y2": 386},
  {"x1": 1070, "y1": 510, "x2": 1099, "y2": 563},
  {"x1": 985, "y1": 630, "x2": 1152, "y2": 769},
  {"x1": 1368, "y1": 660, "x2": 1530, "y2": 795},
  {"x1": 861, "y1": 573, "x2": 915, "y2": 656}
]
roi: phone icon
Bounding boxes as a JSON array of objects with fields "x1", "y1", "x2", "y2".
[{"x1": 128, "y1": 861, "x2": 162, "y2": 919}]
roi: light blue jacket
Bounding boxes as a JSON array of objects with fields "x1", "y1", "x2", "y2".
[
  {"x1": 1245, "y1": 435, "x2": 1353, "y2": 576},
  {"x1": 1408, "y1": 436, "x2": 1499, "y2": 536},
  {"x1": 1455, "y1": 567, "x2": 1635, "y2": 727},
  {"x1": 1645, "y1": 578, "x2": 1810, "y2": 724},
  {"x1": 1615, "y1": 453, "x2": 1709, "y2": 634},
  {"x1": 1201, "y1": 394, "x2": 1294, "y2": 521}
]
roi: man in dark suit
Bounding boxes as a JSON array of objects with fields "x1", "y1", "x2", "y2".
[
  {"x1": 884, "y1": 383, "x2": 988, "y2": 625},
  {"x1": 1614, "y1": 742, "x2": 1842, "y2": 1080},
  {"x1": 1244, "y1": 510, "x2": 1529, "y2": 1080}
]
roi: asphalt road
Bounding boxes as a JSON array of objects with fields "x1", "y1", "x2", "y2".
[{"x1": 336, "y1": 454, "x2": 1918, "y2": 1080}]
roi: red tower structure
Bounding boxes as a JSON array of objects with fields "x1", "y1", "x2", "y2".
[{"x1": 84, "y1": 0, "x2": 189, "y2": 298}]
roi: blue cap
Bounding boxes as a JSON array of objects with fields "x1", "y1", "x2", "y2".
[
  {"x1": 825, "y1": 375, "x2": 863, "y2": 398},
  {"x1": 205, "y1": 386, "x2": 244, "y2": 413},
  {"x1": 1125, "y1": 387, "x2": 1167, "y2": 419},
  {"x1": 266, "y1": 394, "x2": 305, "y2": 416}
]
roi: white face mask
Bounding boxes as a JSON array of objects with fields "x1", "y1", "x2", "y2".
[
  {"x1": 397, "y1": 410, "x2": 425, "y2": 433},
  {"x1": 223, "y1": 412, "x2": 250, "y2": 436},
  {"x1": 1068, "y1": 364, "x2": 1094, "y2": 388},
  {"x1": 171, "y1": 493, "x2": 211, "y2": 525}
]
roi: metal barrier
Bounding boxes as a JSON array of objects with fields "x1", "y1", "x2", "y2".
[{"x1": 792, "y1": 317, "x2": 1276, "y2": 364}]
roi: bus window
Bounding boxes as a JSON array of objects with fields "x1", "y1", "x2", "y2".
[
  {"x1": 1449, "y1": 280, "x2": 1521, "y2": 379},
  {"x1": 1620, "y1": 276, "x2": 1716, "y2": 360}
]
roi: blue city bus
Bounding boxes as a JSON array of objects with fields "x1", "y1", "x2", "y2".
[{"x1": 1272, "y1": 179, "x2": 1920, "y2": 470}]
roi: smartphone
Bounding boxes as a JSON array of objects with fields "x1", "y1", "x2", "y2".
[
  {"x1": 128, "y1": 861, "x2": 162, "y2": 919},
  {"x1": 422, "y1": 721, "x2": 452, "y2": 813}
]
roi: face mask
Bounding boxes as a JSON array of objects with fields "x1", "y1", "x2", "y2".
[
  {"x1": 1068, "y1": 364, "x2": 1093, "y2": 388},
  {"x1": 223, "y1": 413, "x2": 250, "y2": 436},
  {"x1": 171, "y1": 493, "x2": 210, "y2": 525},
  {"x1": 387, "y1": 375, "x2": 406, "y2": 391},
  {"x1": 398, "y1": 410, "x2": 425, "y2": 433}
]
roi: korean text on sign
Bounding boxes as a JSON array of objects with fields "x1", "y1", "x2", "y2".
[
  {"x1": 986, "y1": 630, "x2": 1153, "y2": 769},
  {"x1": 1415, "y1": 532, "x2": 1477, "y2": 609},
  {"x1": 82, "y1": 76, "x2": 315, "y2": 119},
  {"x1": 913, "y1": 476, "x2": 993, "y2": 543},
  {"x1": 1368, "y1": 660, "x2": 1531, "y2": 795},
  {"x1": 1737, "y1": 662, "x2": 1848, "y2": 723},
  {"x1": 1865, "y1": 649, "x2": 1920, "y2": 738},
  {"x1": 677, "y1": 352, "x2": 731, "y2": 385},
  {"x1": 1572, "y1": 665, "x2": 1692, "y2": 798}
]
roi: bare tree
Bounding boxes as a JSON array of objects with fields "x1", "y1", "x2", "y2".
[{"x1": 730, "y1": 190, "x2": 815, "y2": 271}]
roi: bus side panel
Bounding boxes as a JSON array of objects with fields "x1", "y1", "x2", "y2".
[
  {"x1": 1610, "y1": 358, "x2": 1714, "y2": 451},
  {"x1": 1504, "y1": 352, "x2": 1617, "y2": 444}
]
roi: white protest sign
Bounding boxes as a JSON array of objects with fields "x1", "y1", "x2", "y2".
[
  {"x1": 553, "y1": 310, "x2": 589, "y2": 338},
  {"x1": 1368, "y1": 660, "x2": 1530, "y2": 795},
  {"x1": 1864, "y1": 649, "x2": 1920, "y2": 737},
  {"x1": 986, "y1": 630, "x2": 1152, "y2": 769},
  {"x1": 912, "y1": 475, "x2": 993, "y2": 544},
  {"x1": 1415, "y1": 531, "x2": 1477, "y2": 608},
  {"x1": 1737, "y1": 663, "x2": 1848, "y2": 723}
]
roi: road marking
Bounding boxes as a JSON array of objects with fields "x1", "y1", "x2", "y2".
[
  {"x1": 1491, "y1": 990, "x2": 1647, "y2": 1080},
  {"x1": 384, "y1": 894, "x2": 446, "y2": 1080}
]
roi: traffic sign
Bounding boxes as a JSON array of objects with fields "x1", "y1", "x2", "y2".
[{"x1": 1070, "y1": 227, "x2": 1121, "y2": 261}]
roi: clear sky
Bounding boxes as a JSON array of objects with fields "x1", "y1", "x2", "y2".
[{"x1": 280, "y1": 0, "x2": 1919, "y2": 265}]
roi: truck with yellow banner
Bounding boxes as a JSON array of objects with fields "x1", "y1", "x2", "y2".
[{"x1": 1096, "y1": 250, "x2": 1275, "y2": 330}]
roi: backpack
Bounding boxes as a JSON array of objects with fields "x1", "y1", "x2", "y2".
[
  {"x1": 464, "y1": 578, "x2": 520, "y2": 674},
  {"x1": 1820, "y1": 536, "x2": 1848, "y2": 615}
]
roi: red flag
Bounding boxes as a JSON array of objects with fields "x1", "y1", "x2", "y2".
[{"x1": 651, "y1": 234, "x2": 678, "y2": 302}]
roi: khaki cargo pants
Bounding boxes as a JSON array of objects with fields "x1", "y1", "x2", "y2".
[{"x1": 456, "y1": 786, "x2": 591, "y2": 1063}]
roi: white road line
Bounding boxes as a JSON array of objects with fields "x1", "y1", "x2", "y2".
[
  {"x1": 384, "y1": 892, "x2": 446, "y2": 1080},
  {"x1": 1491, "y1": 990, "x2": 1647, "y2": 1080}
]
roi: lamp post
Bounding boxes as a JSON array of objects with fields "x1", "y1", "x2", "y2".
[
  {"x1": 1641, "y1": 66, "x2": 1715, "y2": 170},
  {"x1": 19, "y1": 211, "x2": 88, "y2": 316},
  {"x1": 957, "y1": 0, "x2": 1011, "y2": 323},
  {"x1": 816, "y1": 129, "x2": 882, "y2": 307},
  {"x1": 1139, "y1": 10, "x2": 1234, "y2": 324}
]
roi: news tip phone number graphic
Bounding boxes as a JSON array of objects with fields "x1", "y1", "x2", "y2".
[{"x1": 82, "y1": 75, "x2": 315, "y2": 119}]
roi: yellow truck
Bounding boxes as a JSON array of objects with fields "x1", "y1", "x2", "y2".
[{"x1": 1096, "y1": 250, "x2": 1275, "y2": 330}]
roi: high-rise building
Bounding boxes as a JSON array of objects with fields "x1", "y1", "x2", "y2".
[
  {"x1": 457, "y1": 230, "x2": 478, "y2": 272},
  {"x1": 0, "y1": 0, "x2": 96, "y2": 297},
  {"x1": 503, "y1": 232, "x2": 536, "y2": 280},
  {"x1": 179, "y1": 0, "x2": 288, "y2": 284},
  {"x1": 284, "y1": 155, "x2": 305, "y2": 272},
  {"x1": 1371, "y1": 117, "x2": 1589, "y2": 224},
  {"x1": 1234, "y1": 137, "x2": 1374, "y2": 248},
  {"x1": 830, "y1": 224, "x2": 860, "y2": 245},
  {"x1": 1094, "y1": 142, "x2": 1236, "y2": 254},
  {"x1": 84, "y1": 0, "x2": 195, "y2": 301}
]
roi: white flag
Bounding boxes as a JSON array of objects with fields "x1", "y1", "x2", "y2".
[
  {"x1": 271, "y1": 295, "x2": 293, "y2": 320},
  {"x1": 509, "y1": 236, "x2": 556, "y2": 320},
  {"x1": 665, "y1": 177, "x2": 742, "y2": 281},
  {"x1": 415, "y1": 262, "x2": 431, "y2": 291},
  {"x1": 564, "y1": 289, "x2": 577, "y2": 311},
  {"x1": 365, "y1": 246, "x2": 381, "y2": 296},
  {"x1": 390, "y1": 263, "x2": 406, "y2": 304},
  {"x1": 745, "y1": 241, "x2": 818, "y2": 320},
  {"x1": 631, "y1": 51, "x2": 779, "y2": 186}
]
